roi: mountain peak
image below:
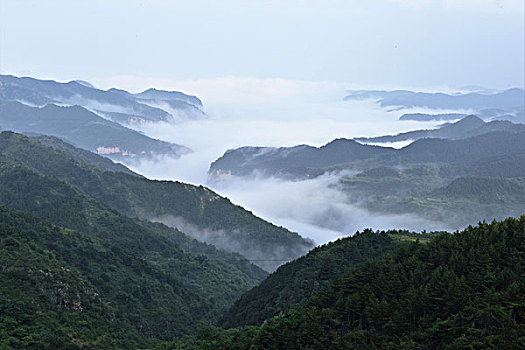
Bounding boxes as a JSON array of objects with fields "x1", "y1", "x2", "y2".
[{"x1": 452, "y1": 114, "x2": 485, "y2": 127}]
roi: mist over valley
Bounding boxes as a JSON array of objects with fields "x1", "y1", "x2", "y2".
[{"x1": 1, "y1": 1, "x2": 523, "y2": 347}]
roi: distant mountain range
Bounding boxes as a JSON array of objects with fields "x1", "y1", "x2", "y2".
[
  {"x1": 399, "y1": 106, "x2": 525, "y2": 123},
  {"x1": 0, "y1": 101, "x2": 189, "y2": 160},
  {"x1": 0, "y1": 74, "x2": 203, "y2": 123},
  {"x1": 0, "y1": 75, "x2": 204, "y2": 160},
  {"x1": 211, "y1": 115, "x2": 525, "y2": 179},
  {"x1": 209, "y1": 116, "x2": 525, "y2": 228},
  {"x1": 345, "y1": 88, "x2": 525, "y2": 122},
  {"x1": 344, "y1": 88, "x2": 524, "y2": 110},
  {"x1": 356, "y1": 115, "x2": 525, "y2": 144}
]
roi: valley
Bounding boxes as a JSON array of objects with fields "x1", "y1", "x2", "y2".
[{"x1": 0, "y1": 74, "x2": 523, "y2": 348}]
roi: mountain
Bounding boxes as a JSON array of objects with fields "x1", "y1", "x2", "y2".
[
  {"x1": 210, "y1": 120, "x2": 525, "y2": 180},
  {"x1": 0, "y1": 74, "x2": 203, "y2": 124},
  {"x1": 168, "y1": 217, "x2": 525, "y2": 349},
  {"x1": 220, "y1": 229, "x2": 438, "y2": 329},
  {"x1": 0, "y1": 206, "x2": 142, "y2": 348},
  {"x1": 209, "y1": 139, "x2": 394, "y2": 179},
  {"x1": 34, "y1": 134, "x2": 138, "y2": 175},
  {"x1": 0, "y1": 131, "x2": 312, "y2": 271},
  {"x1": 399, "y1": 106, "x2": 525, "y2": 123},
  {"x1": 0, "y1": 101, "x2": 188, "y2": 161},
  {"x1": 0, "y1": 140, "x2": 272, "y2": 335},
  {"x1": 1, "y1": 132, "x2": 305, "y2": 345},
  {"x1": 356, "y1": 115, "x2": 525, "y2": 144},
  {"x1": 344, "y1": 88, "x2": 525, "y2": 111},
  {"x1": 210, "y1": 130, "x2": 525, "y2": 228}
]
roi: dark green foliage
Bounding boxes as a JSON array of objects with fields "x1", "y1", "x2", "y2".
[
  {"x1": 0, "y1": 203, "x2": 262, "y2": 345},
  {"x1": 220, "y1": 230, "x2": 417, "y2": 328},
  {"x1": 0, "y1": 131, "x2": 312, "y2": 271},
  {"x1": 0, "y1": 133, "x2": 275, "y2": 342},
  {"x1": 367, "y1": 176, "x2": 525, "y2": 227},
  {"x1": 0, "y1": 166, "x2": 265, "y2": 329},
  {"x1": 0, "y1": 206, "x2": 147, "y2": 348},
  {"x1": 34, "y1": 135, "x2": 138, "y2": 176},
  {"x1": 169, "y1": 217, "x2": 525, "y2": 349}
]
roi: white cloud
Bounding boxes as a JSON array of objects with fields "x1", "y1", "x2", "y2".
[
  {"x1": 210, "y1": 173, "x2": 451, "y2": 244},
  {"x1": 116, "y1": 80, "x2": 454, "y2": 244}
]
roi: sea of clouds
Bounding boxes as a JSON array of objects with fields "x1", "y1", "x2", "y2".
[{"x1": 116, "y1": 77, "x2": 458, "y2": 244}]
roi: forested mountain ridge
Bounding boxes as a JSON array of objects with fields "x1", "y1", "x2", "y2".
[
  {"x1": 167, "y1": 216, "x2": 525, "y2": 349},
  {"x1": 0, "y1": 74, "x2": 208, "y2": 161},
  {"x1": 0, "y1": 131, "x2": 313, "y2": 271},
  {"x1": 220, "y1": 229, "x2": 439, "y2": 329},
  {"x1": 0, "y1": 205, "x2": 207, "y2": 347},
  {"x1": 0, "y1": 159, "x2": 269, "y2": 340},
  {"x1": 0, "y1": 206, "x2": 141, "y2": 348},
  {"x1": 209, "y1": 138, "x2": 394, "y2": 179},
  {"x1": 210, "y1": 118, "x2": 525, "y2": 180},
  {"x1": 33, "y1": 134, "x2": 139, "y2": 176},
  {"x1": 209, "y1": 128, "x2": 525, "y2": 228}
]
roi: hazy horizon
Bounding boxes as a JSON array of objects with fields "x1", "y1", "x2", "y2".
[{"x1": 1, "y1": 0, "x2": 524, "y2": 90}]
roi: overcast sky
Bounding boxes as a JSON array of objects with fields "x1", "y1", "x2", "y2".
[{"x1": 0, "y1": 0, "x2": 523, "y2": 91}]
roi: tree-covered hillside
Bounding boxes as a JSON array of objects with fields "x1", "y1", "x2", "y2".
[
  {"x1": 220, "y1": 229, "x2": 438, "y2": 329},
  {"x1": 0, "y1": 206, "x2": 183, "y2": 348},
  {"x1": 0, "y1": 133, "x2": 287, "y2": 343},
  {"x1": 0, "y1": 131, "x2": 313, "y2": 271},
  {"x1": 210, "y1": 128, "x2": 525, "y2": 229},
  {"x1": 167, "y1": 216, "x2": 525, "y2": 349}
]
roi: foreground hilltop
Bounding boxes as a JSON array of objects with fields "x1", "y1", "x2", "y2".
[{"x1": 168, "y1": 216, "x2": 525, "y2": 349}]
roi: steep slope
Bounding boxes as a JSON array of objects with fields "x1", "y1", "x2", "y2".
[
  {"x1": 220, "y1": 229, "x2": 435, "y2": 328},
  {"x1": 0, "y1": 132, "x2": 312, "y2": 271},
  {"x1": 0, "y1": 206, "x2": 196, "y2": 347},
  {"x1": 0, "y1": 208, "x2": 140, "y2": 349},
  {"x1": 0, "y1": 155, "x2": 270, "y2": 334},
  {"x1": 0, "y1": 101, "x2": 188, "y2": 160},
  {"x1": 34, "y1": 134, "x2": 138, "y2": 175},
  {"x1": 170, "y1": 217, "x2": 525, "y2": 349}
]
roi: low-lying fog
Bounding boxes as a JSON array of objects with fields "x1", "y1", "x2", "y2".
[{"x1": 119, "y1": 79, "x2": 456, "y2": 244}]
